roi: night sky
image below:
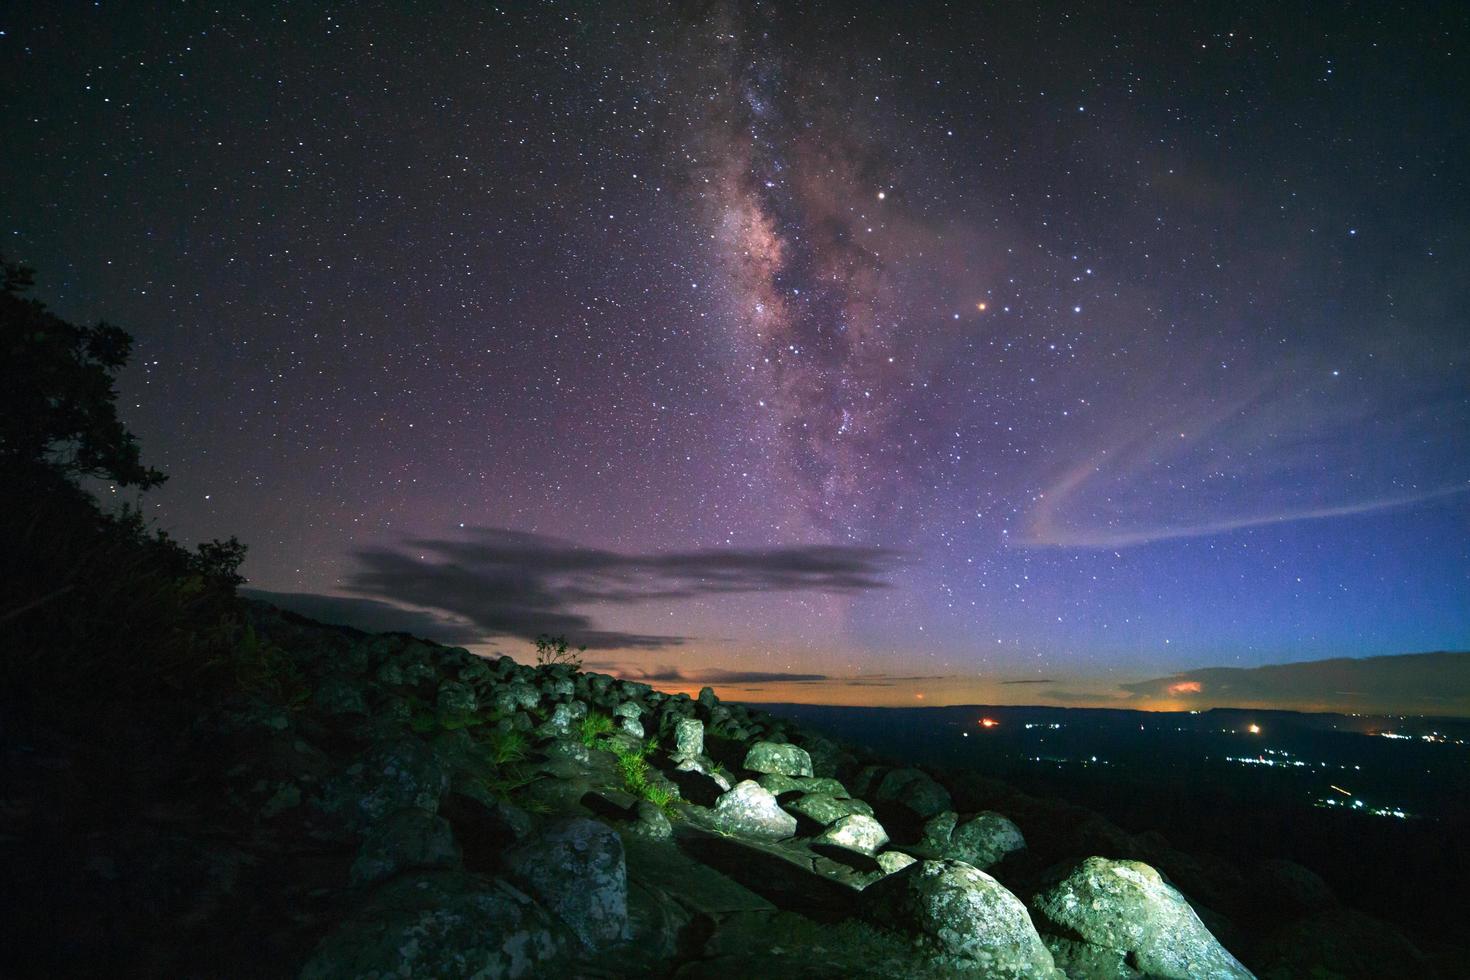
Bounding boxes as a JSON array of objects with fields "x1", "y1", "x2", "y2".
[{"x1": 5, "y1": 2, "x2": 1468, "y2": 710}]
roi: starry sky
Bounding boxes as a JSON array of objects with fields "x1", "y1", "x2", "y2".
[{"x1": 4, "y1": 2, "x2": 1468, "y2": 710}]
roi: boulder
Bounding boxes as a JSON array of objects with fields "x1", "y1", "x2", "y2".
[
  {"x1": 784, "y1": 793, "x2": 874, "y2": 826},
  {"x1": 815, "y1": 813, "x2": 889, "y2": 855},
  {"x1": 711, "y1": 780, "x2": 798, "y2": 840},
  {"x1": 673, "y1": 717, "x2": 705, "y2": 761},
  {"x1": 873, "y1": 768, "x2": 952, "y2": 820},
  {"x1": 494, "y1": 681, "x2": 541, "y2": 714},
  {"x1": 743, "y1": 741, "x2": 814, "y2": 778},
  {"x1": 1030, "y1": 857, "x2": 1252, "y2": 980},
  {"x1": 876, "y1": 850, "x2": 918, "y2": 875},
  {"x1": 867, "y1": 859, "x2": 1059, "y2": 978},
  {"x1": 628, "y1": 800, "x2": 673, "y2": 840},
  {"x1": 948, "y1": 811, "x2": 1026, "y2": 869},
  {"x1": 505, "y1": 817, "x2": 630, "y2": 950},
  {"x1": 311, "y1": 678, "x2": 367, "y2": 716},
  {"x1": 349, "y1": 808, "x2": 461, "y2": 886},
  {"x1": 300, "y1": 872, "x2": 565, "y2": 979},
  {"x1": 320, "y1": 736, "x2": 448, "y2": 830},
  {"x1": 697, "y1": 686, "x2": 719, "y2": 709},
  {"x1": 435, "y1": 680, "x2": 478, "y2": 728}
]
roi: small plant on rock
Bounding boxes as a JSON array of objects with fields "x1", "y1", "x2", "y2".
[{"x1": 533, "y1": 633, "x2": 585, "y2": 671}]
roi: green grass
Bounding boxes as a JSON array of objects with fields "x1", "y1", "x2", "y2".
[
  {"x1": 579, "y1": 711, "x2": 615, "y2": 747},
  {"x1": 614, "y1": 736, "x2": 675, "y2": 814}
]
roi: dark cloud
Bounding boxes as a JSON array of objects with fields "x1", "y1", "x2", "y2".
[
  {"x1": 1120, "y1": 651, "x2": 1470, "y2": 714},
  {"x1": 607, "y1": 664, "x2": 832, "y2": 685},
  {"x1": 241, "y1": 589, "x2": 485, "y2": 646},
  {"x1": 344, "y1": 527, "x2": 901, "y2": 650},
  {"x1": 1001, "y1": 678, "x2": 1055, "y2": 685}
]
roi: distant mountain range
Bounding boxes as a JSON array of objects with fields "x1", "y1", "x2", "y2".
[{"x1": 1120, "y1": 650, "x2": 1470, "y2": 717}]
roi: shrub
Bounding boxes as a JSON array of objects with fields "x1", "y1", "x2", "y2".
[{"x1": 533, "y1": 633, "x2": 585, "y2": 671}]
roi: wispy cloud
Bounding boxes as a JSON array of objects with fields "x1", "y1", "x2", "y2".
[
  {"x1": 341, "y1": 527, "x2": 902, "y2": 649},
  {"x1": 241, "y1": 589, "x2": 484, "y2": 645}
]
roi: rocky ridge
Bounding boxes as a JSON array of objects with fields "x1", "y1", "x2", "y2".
[{"x1": 75, "y1": 600, "x2": 1443, "y2": 978}]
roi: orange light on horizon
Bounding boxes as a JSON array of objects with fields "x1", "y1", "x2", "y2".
[
  {"x1": 1168, "y1": 681, "x2": 1203, "y2": 694},
  {"x1": 1247, "y1": 723, "x2": 1261, "y2": 734},
  {"x1": 980, "y1": 717, "x2": 999, "y2": 728}
]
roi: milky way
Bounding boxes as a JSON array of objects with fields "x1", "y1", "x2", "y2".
[{"x1": 4, "y1": 1, "x2": 1468, "y2": 700}]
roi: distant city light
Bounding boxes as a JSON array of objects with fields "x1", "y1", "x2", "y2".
[
  {"x1": 1247, "y1": 724, "x2": 1261, "y2": 734},
  {"x1": 980, "y1": 717, "x2": 999, "y2": 728}
]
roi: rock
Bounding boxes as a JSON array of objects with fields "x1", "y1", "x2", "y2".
[
  {"x1": 816, "y1": 813, "x2": 889, "y2": 855},
  {"x1": 784, "y1": 793, "x2": 874, "y2": 826},
  {"x1": 673, "y1": 717, "x2": 704, "y2": 761},
  {"x1": 742, "y1": 741, "x2": 814, "y2": 778},
  {"x1": 1043, "y1": 936, "x2": 1143, "y2": 979},
  {"x1": 876, "y1": 850, "x2": 917, "y2": 875},
  {"x1": 629, "y1": 800, "x2": 673, "y2": 840},
  {"x1": 711, "y1": 780, "x2": 798, "y2": 840},
  {"x1": 349, "y1": 808, "x2": 461, "y2": 886},
  {"x1": 537, "y1": 702, "x2": 577, "y2": 737},
  {"x1": 948, "y1": 811, "x2": 1026, "y2": 869},
  {"x1": 698, "y1": 686, "x2": 719, "y2": 709},
  {"x1": 542, "y1": 675, "x2": 575, "y2": 700},
  {"x1": 618, "y1": 715, "x2": 645, "y2": 739},
  {"x1": 494, "y1": 681, "x2": 541, "y2": 714},
  {"x1": 613, "y1": 701, "x2": 643, "y2": 721},
  {"x1": 505, "y1": 817, "x2": 629, "y2": 950},
  {"x1": 320, "y1": 737, "x2": 448, "y2": 830},
  {"x1": 457, "y1": 656, "x2": 493, "y2": 687},
  {"x1": 873, "y1": 768, "x2": 953, "y2": 820},
  {"x1": 757, "y1": 773, "x2": 804, "y2": 796},
  {"x1": 867, "y1": 859, "x2": 1059, "y2": 978},
  {"x1": 311, "y1": 677, "x2": 367, "y2": 716},
  {"x1": 922, "y1": 810, "x2": 959, "y2": 848},
  {"x1": 1030, "y1": 857, "x2": 1252, "y2": 980},
  {"x1": 435, "y1": 680, "x2": 478, "y2": 728},
  {"x1": 300, "y1": 872, "x2": 565, "y2": 979},
  {"x1": 1254, "y1": 908, "x2": 1430, "y2": 980},
  {"x1": 1247, "y1": 858, "x2": 1337, "y2": 918}
]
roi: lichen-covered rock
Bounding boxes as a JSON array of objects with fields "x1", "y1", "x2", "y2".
[
  {"x1": 541, "y1": 675, "x2": 575, "y2": 700},
  {"x1": 947, "y1": 811, "x2": 1026, "y2": 869},
  {"x1": 628, "y1": 800, "x2": 673, "y2": 840},
  {"x1": 673, "y1": 717, "x2": 704, "y2": 761},
  {"x1": 312, "y1": 677, "x2": 367, "y2": 716},
  {"x1": 876, "y1": 850, "x2": 918, "y2": 875},
  {"x1": 537, "y1": 701, "x2": 577, "y2": 737},
  {"x1": 495, "y1": 680, "x2": 541, "y2": 714},
  {"x1": 435, "y1": 680, "x2": 478, "y2": 728},
  {"x1": 319, "y1": 737, "x2": 449, "y2": 830},
  {"x1": 743, "y1": 741, "x2": 814, "y2": 777},
  {"x1": 867, "y1": 859, "x2": 1060, "y2": 978},
  {"x1": 922, "y1": 810, "x2": 959, "y2": 847},
  {"x1": 505, "y1": 818, "x2": 629, "y2": 950},
  {"x1": 711, "y1": 780, "x2": 798, "y2": 840},
  {"x1": 697, "y1": 685, "x2": 719, "y2": 709},
  {"x1": 784, "y1": 792, "x2": 874, "y2": 826},
  {"x1": 757, "y1": 772, "x2": 804, "y2": 796},
  {"x1": 1043, "y1": 935, "x2": 1143, "y2": 979},
  {"x1": 873, "y1": 767, "x2": 952, "y2": 820},
  {"x1": 300, "y1": 872, "x2": 565, "y2": 979},
  {"x1": 816, "y1": 813, "x2": 889, "y2": 855},
  {"x1": 349, "y1": 807, "x2": 461, "y2": 886},
  {"x1": 1030, "y1": 857, "x2": 1252, "y2": 980}
]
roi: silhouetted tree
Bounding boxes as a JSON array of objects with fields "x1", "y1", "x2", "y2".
[{"x1": 0, "y1": 254, "x2": 165, "y2": 488}]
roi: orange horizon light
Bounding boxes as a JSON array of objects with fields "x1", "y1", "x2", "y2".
[{"x1": 980, "y1": 717, "x2": 999, "y2": 728}]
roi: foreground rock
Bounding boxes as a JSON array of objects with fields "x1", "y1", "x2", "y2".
[
  {"x1": 743, "y1": 741, "x2": 814, "y2": 778},
  {"x1": 711, "y1": 780, "x2": 798, "y2": 840},
  {"x1": 505, "y1": 817, "x2": 630, "y2": 950},
  {"x1": 867, "y1": 859, "x2": 1061, "y2": 978},
  {"x1": 301, "y1": 872, "x2": 565, "y2": 979},
  {"x1": 1030, "y1": 856, "x2": 1253, "y2": 980}
]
